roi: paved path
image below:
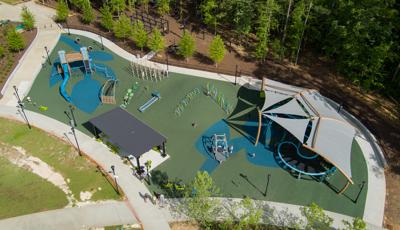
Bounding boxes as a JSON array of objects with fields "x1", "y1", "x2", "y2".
[
  {"x1": 0, "y1": 105, "x2": 171, "y2": 230},
  {"x1": 0, "y1": 201, "x2": 137, "y2": 230},
  {"x1": 0, "y1": 1, "x2": 61, "y2": 105}
]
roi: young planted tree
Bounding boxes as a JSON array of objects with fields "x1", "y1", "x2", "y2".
[
  {"x1": 21, "y1": 6, "x2": 35, "y2": 31},
  {"x1": 100, "y1": 5, "x2": 114, "y2": 32},
  {"x1": 110, "y1": 0, "x2": 126, "y2": 16},
  {"x1": 148, "y1": 28, "x2": 165, "y2": 52},
  {"x1": 81, "y1": 0, "x2": 95, "y2": 24},
  {"x1": 7, "y1": 28, "x2": 25, "y2": 52},
  {"x1": 55, "y1": 0, "x2": 69, "y2": 22},
  {"x1": 181, "y1": 171, "x2": 220, "y2": 228},
  {"x1": 132, "y1": 21, "x2": 148, "y2": 51},
  {"x1": 343, "y1": 217, "x2": 366, "y2": 230},
  {"x1": 302, "y1": 202, "x2": 333, "y2": 230},
  {"x1": 178, "y1": 30, "x2": 195, "y2": 62},
  {"x1": 157, "y1": 0, "x2": 170, "y2": 16},
  {"x1": 113, "y1": 14, "x2": 132, "y2": 41},
  {"x1": 209, "y1": 35, "x2": 226, "y2": 67}
]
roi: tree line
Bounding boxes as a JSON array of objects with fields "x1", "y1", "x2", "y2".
[{"x1": 55, "y1": 0, "x2": 400, "y2": 101}]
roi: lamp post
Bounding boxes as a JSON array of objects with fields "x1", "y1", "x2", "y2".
[
  {"x1": 69, "y1": 105, "x2": 77, "y2": 127},
  {"x1": 44, "y1": 46, "x2": 51, "y2": 65},
  {"x1": 110, "y1": 165, "x2": 120, "y2": 194},
  {"x1": 66, "y1": 20, "x2": 70, "y2": 35},
  {"x1": 166, "y1": 53, "x2": 169, "y2": 72},
  {"x1": 234, "y1": 65, "x2": 238, "y2": 85},
  {"x1": 13, "y1": 85, "x2": 31, "y2": 129},
  {"x1": 69, "y1": 118, "x2": 81, "y2": 156}
]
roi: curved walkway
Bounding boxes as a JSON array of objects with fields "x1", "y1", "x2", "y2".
[{"x1": 0, "y1": 105, "x2": 170, "y2": 230}]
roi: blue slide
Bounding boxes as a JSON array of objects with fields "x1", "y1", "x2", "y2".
[
  {"x1": 60, "y1": 63, "x2": 72, "y2": 103},
  {"x1": 139, "y1": 92, "x2": 160, "y2": 112}
]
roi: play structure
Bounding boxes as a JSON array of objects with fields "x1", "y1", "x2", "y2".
[
  {"x1": 206, "y1": 83, "x2": 233, "y2": 115},
  {"x1": 130, "y1": 59, "x2": 168, "y2": 82},
  {"x1": 139, "y1": 91, "x2": 161, "y2": 112},
  {"x1": 56, "y1": 47, "x2": 117, "y2": 104},
  {"x1": 212, "y1": 134, "x2": 231, "y2": 164},
  {"x1": 276, "y1": 141, "x2": 337, "y2": 180},
  {"x1": 57, "y1": 47, "x2": 92, "y2": 103},
  {"x1": 121, "y1": 82, "x2": 140, "y2": 109},
  {"x1": 174, "y1": 88, "x2": 201, "y2": 117}
]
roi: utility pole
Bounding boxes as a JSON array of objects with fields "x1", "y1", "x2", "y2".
[{"x1": 13, "y1": 85, "x2": 31, "y2": 129}]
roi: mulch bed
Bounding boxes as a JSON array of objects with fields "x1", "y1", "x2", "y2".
[{"x1": 0, "y1": 23, "x2": 37, "y2": 98}]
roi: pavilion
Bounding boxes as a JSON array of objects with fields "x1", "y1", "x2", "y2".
[{"x1": 89, "y1": 107, "x2": 167, "y2": 167}]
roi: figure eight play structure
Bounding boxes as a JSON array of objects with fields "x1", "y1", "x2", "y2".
[{"x1": 57, "y1": 47, "x2": 117, "y2": 105}]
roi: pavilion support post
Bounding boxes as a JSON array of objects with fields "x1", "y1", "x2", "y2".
[
  {"x1": 162, "y1": 142, "x2": 166, "y2": 156},
  {"x1": 136, "y1": 156, "x2": 141, "y2": 170},
  {"x1": 338, "y1": 180, "x2": 351, "y2": 195},
  {"x1": 260, "y1": 77, "x2": 265, "y2": 91},
  {"x1": 255, "y1": 108, "x2": 262, "y2": 146}
]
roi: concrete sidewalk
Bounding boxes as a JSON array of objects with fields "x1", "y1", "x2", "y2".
[
  {"x1": 0, "y1": 105, "x2": 171, "y2": 230},
  {"x1": 0, "y1": 201, "x2": 136, "y2": 230}
]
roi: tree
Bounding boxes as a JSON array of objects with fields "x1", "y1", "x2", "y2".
[
  {"x1": 127, "y1": 0, "x2": 136, "y2": 13},
  {"x1": 69, "y1": 0, "x2": 85, "y2": 9},
  {"x1": 148, "y1": 28, "x2": 165, "y2": 52},
  {"x1": 200, "y1": 0, "x2": 223, "y2": 34},
  {"x1": 55, "y1": 0, "x2": 69, "y2": 22},
  {"x1": 113, "y1": 14, "x2": 132, "y2": 41},
  {"x1": 81, "y1": 0, "x2": 95, "y2": 24},
  {"x1": 209, "y1": 35, "x2": 226, "y2": 66},
  {"x1": 139, "y1": 0, "x2": 150, "y2": 13},
  {"x1": 178, "y1": 30, "x2": 195, "y2": 62},
  {"x1": 144, "y1": 160, "x2": 152, "y2": 180},
  {"x1": 21, "y1": 6, "x2": 35, "y2": 31},
  {"x1": 254, "y1": 0, "x2": 279, "y2": 62},
  {"x1": 132, "y1": 20, "x2": 148, "y2": 51},
  {"x1": 157, "y1": 0, "x2": 170, "y2": 16},
  {"x1": 110, "y1": 0, "x2": 126, "y2": 16},
  {"x1": 7, "y1": 28, "x2": 25, "y2": 52},
  {"x1": 100, "y1": 4, "x2": 114, "y2": 32},
  {"x1": 343, "y1": 217, "x2": 366, "y2": 230},
  {"x1": 286, "y1": 0, "x2": 306, "y2": 61},
  {"x1": 302, "y1": 202, "x2": 333, "y2": 230},
  {"x1": 181, "y1": 171, "x2": 220, "y2": 228},
  {"x1": 232, "y1": 0, "x2": 253, "y2": 41}
]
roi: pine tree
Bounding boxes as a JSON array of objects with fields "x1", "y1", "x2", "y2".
[
  {"x1": 127, "y1": 0, "x2": 136, "y2": 13},
  {"x1": 55, "y1": 0, "x2": 69, "y2": 22},
  {"x1": 7, "y1": 28, "x2": 25, "y2": 52},
  {"x1": 81, "y1": 0, "x2": 95, "y2": 24},
  {"x1": 148, "y1": 28, "x2": 165, "y2": 52},
  {"x1": 113, "y1": 14, "x2": 132, "y2": 41},
  {"x1": 209, "y1": 35, "x2": 226, "y2": 67},
  {"x1": 178, "y1": 30, "x2": 195, "y2": 62},
  {"x1": 100, "y1": 4, "x2": 113, "y2": 31},
  {"x1": 21, "y1": 6, "x2": 35, "y2": 31},
  {"x1": 132, "y1": 21, "x2": 148, "y2": 51},
  {"x1": 110, "y1": 0, "x2": 126, "y2": 16},
  {"x1": 157, "y1": 0, "x2": 170, "y2": 16}
]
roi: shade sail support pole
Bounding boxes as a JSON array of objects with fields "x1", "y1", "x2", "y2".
[{"x1": 255, "y1": 108, "x2": 262, "y2": 146}]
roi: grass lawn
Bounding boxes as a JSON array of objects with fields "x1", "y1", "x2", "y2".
[
  {"x1": 0, "y1": 118, "x2": 120, "y2": 207},
  {"x1": 25, "y1": 34, "x2": 369, "y2": 218},
  {"x1": 0, "y1": 0, "x2": 23, "y2": 4},
  {"x1": 0, "y1": 153, "x2": 67, "y2": 219}
]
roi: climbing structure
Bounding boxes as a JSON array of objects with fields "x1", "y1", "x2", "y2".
[{"x1": 101, "y1": 79, "x2": 118, "y2": 104}]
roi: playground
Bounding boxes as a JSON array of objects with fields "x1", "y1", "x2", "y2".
[{"x1": 25, "y1": 34, "x2": 368, "y2": 218}]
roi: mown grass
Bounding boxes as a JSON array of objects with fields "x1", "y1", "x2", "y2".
[{"x1": 0, "y1": 118, "x2": 120, "y2": 212}]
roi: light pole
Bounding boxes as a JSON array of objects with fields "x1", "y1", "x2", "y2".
[
  {"x1": 166, "y1": 53, "x2": 169, "y2": 72},
  {"x1": 69, "y1": 118, "x2": 81, "y2": 156},
  {"x1": 44, "y1": 46, "x2": 51, "y2": 65},
  {"x1": 66, "y1": 20, "x2": 70, "y2": 35},
  {"x1": 69, "y1": 105, "x2": 77, "y2": 127},
  {"x1": 13, "y1": 85, "x2": 31, "y2": 129},
  {"x1": 110, "y1": 165, "x2": 120, "y2": 194}
]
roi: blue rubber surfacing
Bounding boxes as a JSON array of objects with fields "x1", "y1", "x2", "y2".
[
  {"x1": 195, "y1": 119, "x2": 279, "y2": 173},
  {"x1": 49, "y1": 35, "x2": 115, "y2": 113}
]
